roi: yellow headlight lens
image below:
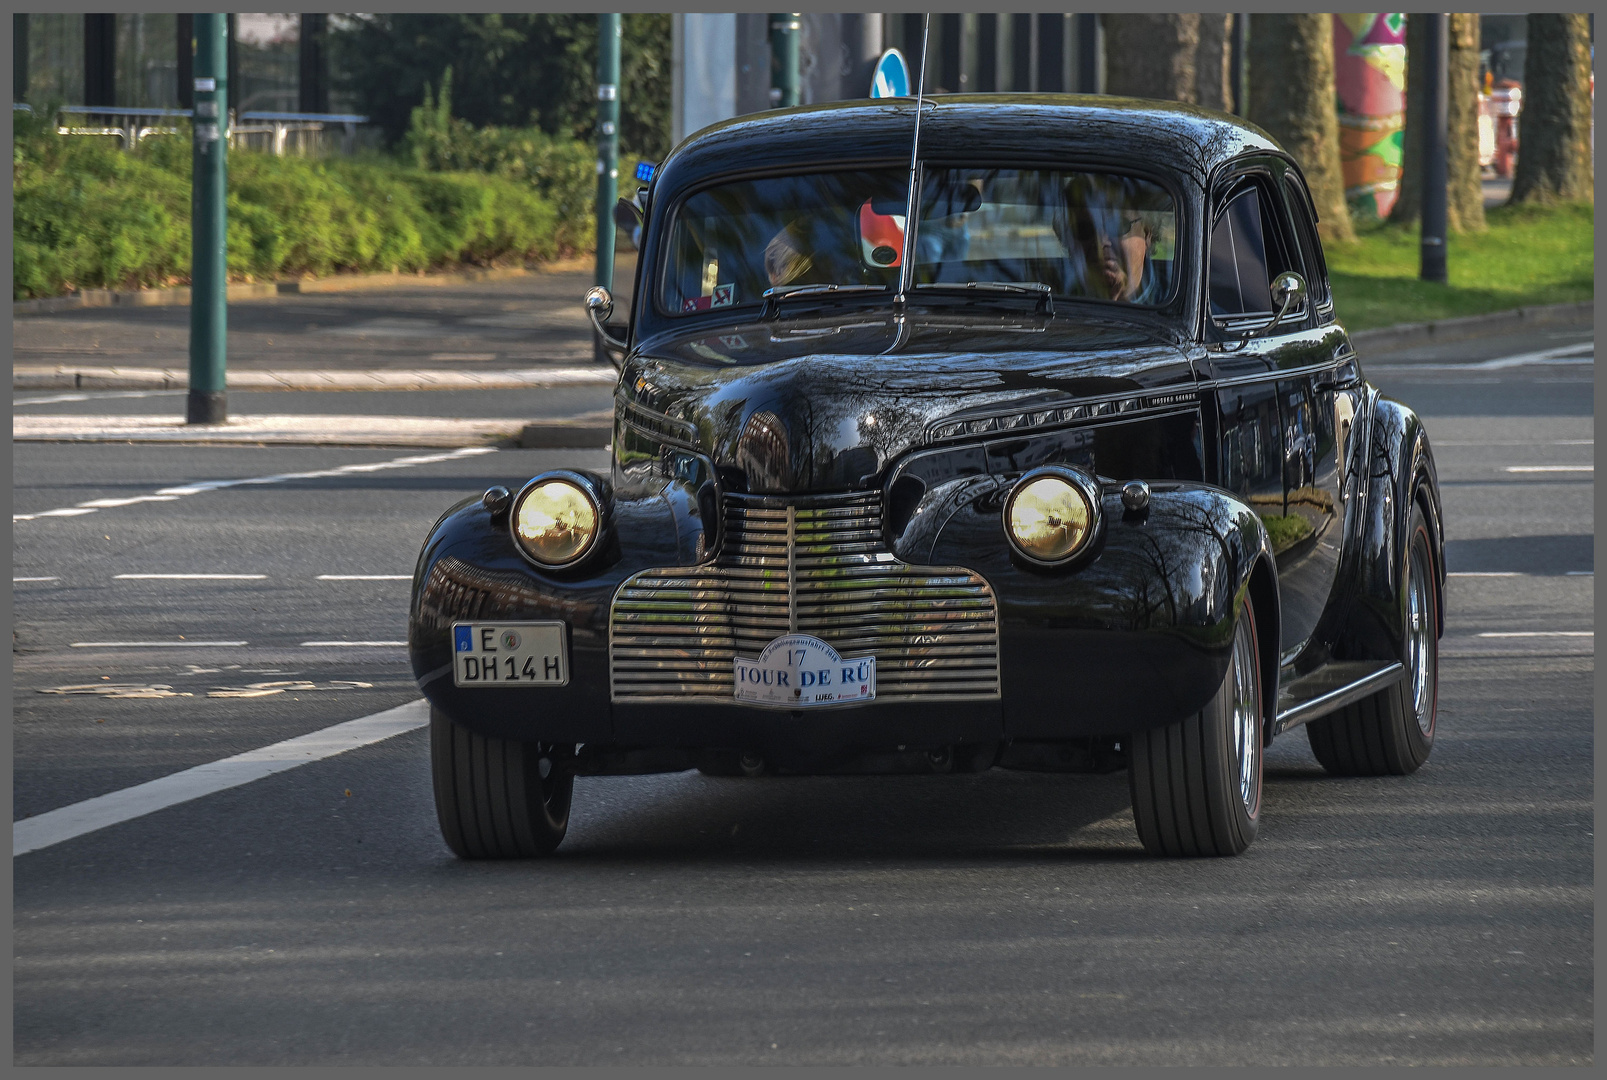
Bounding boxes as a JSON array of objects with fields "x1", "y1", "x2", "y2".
[
  {"x1": 513, "y1": 480, "x2": 598, "y2": 565},
  {"x1": 1008, "y1": 475, "x2": 1093, "y2": 562}
]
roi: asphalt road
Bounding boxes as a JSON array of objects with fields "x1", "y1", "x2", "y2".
[{"x1": 11, "y1": 328, "x2": 1593, "y2": 1065}]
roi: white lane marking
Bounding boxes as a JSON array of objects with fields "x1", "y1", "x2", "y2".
[
  {"x1": 115, "y1": 573, "x2": 267, "y2": 580},
  {"x1": 78, "y1": 495, "x2": 181, "y2": 508},
  {"x1": 317, "y1": 574, "x2": 412, "y2": 581},
  {"x1": 1434, "y1": 439, "x2": 1594, "y2": 446},
  {"x1": 300, "y1": 640, "x2": 408, "y2": 647},
  {"x1": 14, "y1": 389, "x2": 185, "y2": 407},
  {"x1": 12, "y1": 446, "x2": 496, "y2": 522},
  {"x1": 13, "y1": 576, "x2": 59, "y2": 582},
  {"x1": 1369, "y1": 343, "x2": 1593, "y2": 373},
  {"x1": 13, "y1": 698, "x2": 429, "y2": 856},
  {"x1": 1505, "y1": 465, "x2": 1593, "y2": 473},
  {"x1": 70, "y1": 640, "x2": 249, "y2": 648},
  {"x1": 1477, "y1": 631, "x2": 1594, "y2": 638},
  {"x1": 1449, "y1": 571, "x2": 1595, "y2": 578}
]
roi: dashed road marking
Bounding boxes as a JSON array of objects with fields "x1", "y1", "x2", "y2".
[
  {"x1": 70, "y1": 640, "x2": 249, "y2": 648},
  {"x1": 115, "y1": 573, "x2": 267, "y2": 580},
  {"x1": 13, "y1": 446, "x2": 496, "y2": 522},
  {"x1": 300, "y1": 640, "x2": 408, "y2": 647},
  {"x1": 1477, "y1": 631, "x2": 1593, "y2": 638},
  {"x1": 13, "y1": 576, "x2": 58, "y2": 582},
  {"x1": 317, "y1": 574, "x2": 412, "y2": 581},
  {"x1": 1505, "y1": 465, "x2": 1593, "y2": 473},
  {"x1": 13, "y1": 698, "x2": 429, "y2": 856}
]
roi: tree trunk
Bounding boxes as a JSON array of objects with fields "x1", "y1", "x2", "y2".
[
  {"x1": 1248, "y1": 14, "x2": 1354, "y2": 242},
  {"x1": 1509, "y1": 13, "x2": 1594, "y2": 205},
  {"x1": 1391, "y1": 14, "x2": 1485, "y2": 231},
  {"x1": 1195, "y1": 14, "x2": 1232, "y2": 112},
  {"x1": 1103, "y1": 14, "x2": 1200, "y2": 103}
]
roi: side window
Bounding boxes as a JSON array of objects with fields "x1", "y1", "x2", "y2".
[
  {"x1": 1208, "y1": 175, "x2": 1301, "y2": 323},
  {"x1": 1208, "y1": 188, "x2": 1272, "y2": 316}
]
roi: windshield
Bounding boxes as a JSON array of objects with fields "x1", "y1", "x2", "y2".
[
  {"x1": 916, "y1": 168, "x2": 1177, "y2": 305},
  {"x1": 658, "y1": 167, "x2": 1177, "y2": 317}
]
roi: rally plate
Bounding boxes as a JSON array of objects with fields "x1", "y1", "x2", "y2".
[
  {"x1": 733, "y1": 633, "x2": 875, "y2": 708},
  {"x1": 452, "y1": 622, "x2": 568, "y2": 687}
]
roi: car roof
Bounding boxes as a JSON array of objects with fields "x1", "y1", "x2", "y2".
[{"x1": 654, "y1": 94, "x2": 1285, "y2": 196}]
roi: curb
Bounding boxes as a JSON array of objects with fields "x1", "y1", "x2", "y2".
[
  {"x1": 1350, "y1": 301, "x2": 1594, "y2": 356},
  {"x1": 12, "y1": 254, "x2": 631, "y2": 316},
  {"x1": 13, "y1": 365, "x2": 619, "y2": 392},
  {"x1": 12, "y1": 411, "x2": 614, "y2": 449}
]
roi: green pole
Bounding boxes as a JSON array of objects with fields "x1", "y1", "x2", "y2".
[
  {"x1": 188, "y1": 13, "x2": 228, "y2": 424},
  {"x1": 770, "y1": 13, "x2": 801, "y2": 107},
  {"x1": 595, "y1": 13, "x2": 620, "y2": 292}
]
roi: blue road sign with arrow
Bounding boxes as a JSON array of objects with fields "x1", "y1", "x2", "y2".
[{"x1": 870, "y1": 49, "x2": 910, "y2": 98}]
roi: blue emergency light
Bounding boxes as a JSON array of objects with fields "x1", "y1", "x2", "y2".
[{"x1": 635, "y1": 161, "x2": 656, "y2": 182}]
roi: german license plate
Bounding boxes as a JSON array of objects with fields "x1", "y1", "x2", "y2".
[
  {"x1": 452, "y1": 622, "x2": 568, "y2": 687},
  {"x1": 733, "y1": 633, "x2": 875, "y2": 708}
]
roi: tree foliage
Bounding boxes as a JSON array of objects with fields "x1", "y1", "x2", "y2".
[{"x1": 328, "y1": 13, "x2": 672, "y2": 159}]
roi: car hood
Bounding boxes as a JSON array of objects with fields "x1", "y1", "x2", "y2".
[{"x1": 621, "y1": 309, "x2": 1198, "y2": 494}]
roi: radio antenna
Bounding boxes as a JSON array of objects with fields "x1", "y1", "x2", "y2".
[{"x1": 897, "y1": 13, "x2": 931, "y2": 296}]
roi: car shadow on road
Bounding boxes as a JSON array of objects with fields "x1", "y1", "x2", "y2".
[{"x1": 539, "y1": 768, "x2": 1152, "y2": 866}]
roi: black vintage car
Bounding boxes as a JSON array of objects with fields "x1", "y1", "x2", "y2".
[{"x1": 409, "y1": 96, "x2": 1443, "y2": 858}]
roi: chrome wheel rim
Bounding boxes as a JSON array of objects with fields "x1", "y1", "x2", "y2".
[
  {"x1": 1406, "y1": 539, "x2": 1435, "y2": 734},
  {"x1": 1230, "y1": 616, "x2": 1261, "y2": 816}
]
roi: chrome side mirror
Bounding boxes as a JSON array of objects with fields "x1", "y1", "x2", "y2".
[
  {"x1": 612, "y1": 198, "x2": 643, "y2": 251},
  {"x1": 585, "y1": 285, "x2": 614, "y2": 323},
  {"x1": 1258, "y1": 271, "x2": 1308, "y2": 338},
  {"x1": 584, "y1": 286, "x2": 627, "y2": 370}
]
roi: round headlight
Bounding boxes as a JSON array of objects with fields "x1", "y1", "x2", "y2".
[
  {"x1": 512, "y1": 478, "x2": 599, "y2": 567},
  {"x1": 1005, "y1": 471, "x2": 1097, "y2": 564}
]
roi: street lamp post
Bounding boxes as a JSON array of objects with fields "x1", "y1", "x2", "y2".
[
  {"x1": 1419, "y1": 12, "x2": 1449, "y2": 284},
  {"x1": 770, "y1": 13, "x2": 801, "y2": 107},
  {"x1": 188, "y1": 13, "x2": 229, "y2": 425},
  {"x1": 595, "y1": 12, "x2": 621, "y2": 297}
]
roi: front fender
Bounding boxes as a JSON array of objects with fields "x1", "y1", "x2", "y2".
[
  {"x1": 920, "y1": 478, "x2": 1277, "y2": 736},
  {"x1": 408, "y1": 480, "x2": 697, "y2": 743}
]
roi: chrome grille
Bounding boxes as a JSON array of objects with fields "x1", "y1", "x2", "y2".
[{"x1": 610, "y1": 491, "x2": 1001, "y2": 704}]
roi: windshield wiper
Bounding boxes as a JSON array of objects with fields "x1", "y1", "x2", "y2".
[
  {"x1": 761, "y1": 283, "x2": 888, "y2": 319},
  {"x1": 913, "y1": 281, "x2": 1054, "y2": 317}
]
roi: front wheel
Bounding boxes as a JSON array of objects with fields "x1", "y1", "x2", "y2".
[
  {"x1": 1128, "y1": 602, "x2": 1264, "y2": 857},
  {"x1": 1307, "y1": 503, "x2": 1438, "y2": 775},
  {"x1": 430, "y1": 706, "x2": 573, "y2": 858}
]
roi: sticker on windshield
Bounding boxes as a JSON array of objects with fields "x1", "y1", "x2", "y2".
[{"x1": 681, "y1": 284, "x2": 735, "y2": 313}]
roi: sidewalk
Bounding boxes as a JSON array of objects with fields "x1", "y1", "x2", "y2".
[{"x1": 13, "y1": 254, "x2": 636, "y2": 388}]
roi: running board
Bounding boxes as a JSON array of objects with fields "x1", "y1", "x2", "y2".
[{"x1": 1273, "y1": 661, "x2": 1406, "y2": 735}]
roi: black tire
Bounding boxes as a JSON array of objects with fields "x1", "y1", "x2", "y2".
[
  {"x1": 430, "y1": 706, "x2": 573, "y2": 858},
  {"x1": 1128, "y1": 602, "x2": 1263, "y2": 857},
  {"x1": 1307, "y1": 504, "x2": 1438, "y2": 775}
]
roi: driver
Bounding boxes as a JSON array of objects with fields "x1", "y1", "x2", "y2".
[{"x1": 1057, "y1": 175, "x2": 1166, "y2": 304}]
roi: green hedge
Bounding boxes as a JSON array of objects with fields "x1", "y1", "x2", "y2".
[{"x1": 12, "y1": 116, "x2": 571, "y2": 300}]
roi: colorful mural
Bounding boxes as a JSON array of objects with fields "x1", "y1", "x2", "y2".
[{"x1": 1333, "y1": 13, "x2": 1406, "y2": 220}]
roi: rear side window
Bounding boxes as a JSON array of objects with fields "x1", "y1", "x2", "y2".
[
  {"x1": 1208, "y1": 177, "x2": 1301, "y2": 322},
  {"x1": 1281, "y1": 175, "x2": 1332, "y2": 310}
]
